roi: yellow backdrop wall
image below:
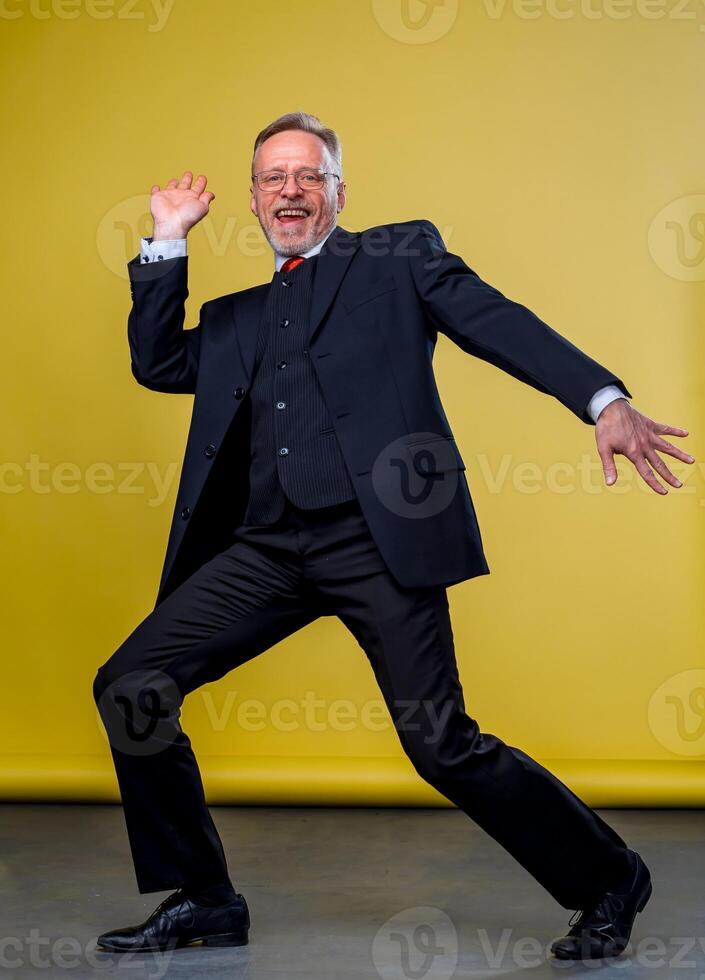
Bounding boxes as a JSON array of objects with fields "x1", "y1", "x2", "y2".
[{"x1": 2, "y1": 0, "x2": 703, "y2": 805}]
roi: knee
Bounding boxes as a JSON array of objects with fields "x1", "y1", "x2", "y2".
[
  {"x1": 92, "y1": 657, "x2": 182, "y2": 717},
  {"x1": 92, "y1": 658, "x2": 183, "y2": 756},
  {"x1": 405, "y1": 742, "x2": 456, "y2": 785},
  {"x1": 92, "y1": 659, "x2": 116, "y2": 707},
  {"x1": 92, "y1": 650, "x2": 132, "y2": 709}
]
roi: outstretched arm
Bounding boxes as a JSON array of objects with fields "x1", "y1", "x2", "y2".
[{"x1": 408, "y1": 219, "x2": 694, "y2": 491}]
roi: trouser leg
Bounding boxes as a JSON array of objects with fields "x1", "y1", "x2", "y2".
[
  {"x1": 327, "y1": 568, "x2": 631, "y2": 910},
  {"x1": 93, "y1": 531, "x2": 318, "y2": 894}
]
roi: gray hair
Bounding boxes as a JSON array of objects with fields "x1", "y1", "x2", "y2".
[{"x1": 252, "y1": 111, "x2": 343, "y2": 178}]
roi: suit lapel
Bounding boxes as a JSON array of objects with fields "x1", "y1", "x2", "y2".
[{"x1": 307, "y1": 225, "x2": 361, "y2": 345}]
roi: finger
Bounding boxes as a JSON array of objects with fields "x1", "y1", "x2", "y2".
[
  {"x1": 634, "y1": 456, "x2": 667, "y2": 494},
  {"x1": 646, "y1": 450, "x2": 682, "y2": 488},
  {"x1": 193, "y1": 174, "x2": 207, "y2": 192},
  {"x1": 165, "y1": 177, "x2": 179, "y2": 189},
  {"x1": 653, "y1": 422, "x2": 689, "y2": 437},
  {"x1": 597, "y1": 442, "x2": 618, "y2": 486},
  {"x1": 198, "y1": 192, "x2": 215, "y2": 205},
  {"x1": 150, "y1": 184, "x2": 160, "y2": 194},
  {"x1": 652, "y1": 438, "x2": 695, "y2": 464},
  {"x1": 178, "y1": 170, "x2": 193, "y2": 189}
]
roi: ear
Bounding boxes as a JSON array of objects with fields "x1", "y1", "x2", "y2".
[
  {"x1": 250, "y1": 188, "x2": 258, "y2": 217},
  {"x1": 336, "y1": 180, "x2": 346, "y2": 214}
]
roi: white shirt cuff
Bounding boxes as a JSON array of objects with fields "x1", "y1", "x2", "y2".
[
  {"x1": 140, "y1": 236, "x2": 187, "y2": 264},
  {"x1": 587, "y1": 384, "x2": 628, "y2": 423}
]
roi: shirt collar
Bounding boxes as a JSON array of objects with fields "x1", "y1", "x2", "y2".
[{"x1": 273, "y1": 224, "x2": 337, "y2": 272}]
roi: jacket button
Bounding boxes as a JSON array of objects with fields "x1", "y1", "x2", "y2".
[
  {"x1": 204, "y1": 444, "x2": 216, "y2": 457},
  {"x1": 233, "y1": 386, "x2": 246, "y2": 399},
  {"x1": 280, "y1": 318, "x2": 289, "y2": 328},
  {"x1": 279, "y1": 447, "x2": 289, "y2": 456},
  {"x1": 181, "y1": 506, "x2": 191, "y2": 520}
]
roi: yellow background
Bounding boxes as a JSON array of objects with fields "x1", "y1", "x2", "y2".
[{"x1": 2, "y1": 0, "x2": 703, "y2": 805}]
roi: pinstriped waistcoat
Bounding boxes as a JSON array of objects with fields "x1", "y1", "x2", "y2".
[{"x1": 241, "y1": 253, "x2": 357, "y2": 525}]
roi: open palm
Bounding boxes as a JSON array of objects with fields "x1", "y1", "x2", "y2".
[{"x1": 150, "y1": 170, "x2": 215, "y2": 239}]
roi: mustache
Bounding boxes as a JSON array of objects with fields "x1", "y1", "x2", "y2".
[{"x1": 272, "y1": 202, "x2": 313, "y2": 215}]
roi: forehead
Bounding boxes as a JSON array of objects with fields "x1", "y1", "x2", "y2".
[{"x1": 253, "y1": 130, "x2": 330, "y2": 171}]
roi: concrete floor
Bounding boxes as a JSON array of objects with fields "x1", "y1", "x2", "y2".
[{"x1": 0, "y1": 805, "x2": 702, "y2": 980}]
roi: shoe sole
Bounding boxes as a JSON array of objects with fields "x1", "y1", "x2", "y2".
[{"x1": 96, "y1": 927, "x2": 249, "y2": 953}]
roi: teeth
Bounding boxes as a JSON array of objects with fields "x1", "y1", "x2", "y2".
[{"x1": 277, "y1": 210, "x2": 308, "y2": 217}]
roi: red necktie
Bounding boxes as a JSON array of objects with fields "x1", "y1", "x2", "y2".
[{"x1": 281, "y1": 255, "x2": 305, "y2": 274}]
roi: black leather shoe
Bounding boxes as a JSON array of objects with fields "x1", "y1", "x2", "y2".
[
  {"x1": 96, "y1": 888, "x2": 250, "y2": 952},
  {"x1": 550, "y1": 849, "x2": 652, "y2": 960}
]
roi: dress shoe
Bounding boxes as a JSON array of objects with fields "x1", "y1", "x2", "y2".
[
  {"x1": 550, "y1": 848, "x2": 652, "y2": 959},
  {"x1": 96, "y1": 887, "x2": 250, "y2": 952}
]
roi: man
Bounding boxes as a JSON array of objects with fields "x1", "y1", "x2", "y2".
[{"x1": 93, "y1": 111, "x2": 693, "y2": 958}]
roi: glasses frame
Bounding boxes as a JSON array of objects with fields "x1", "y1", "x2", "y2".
[{"x1": 251, "y1": 168, "x2": 341, "y2": 192}]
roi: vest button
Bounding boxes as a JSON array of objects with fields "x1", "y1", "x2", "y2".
[
  {"x1": 277, "y1": 360, "x2": 287, "y2": 369},
  {"x1": 280, "y1": 318, "x2": 289, "y2": 328},
  {"x1": 279, "y1": 447, "x2": 289, "y2": 456},
  {"x1": 181, "y1": 506, "x2": 191, "y2": 520},
  {"x1": 276, "y1": 401, "x2": 286, "y2": 410},
  {"x1": 233, "y1": 386, "x2": 246, "y2": 399},
  {"x1": 281, "y1": 279, "x2": 292, "y2": 287},
  {"x1": 204, "y1": 444, "x2": 216, "y2": 457}
]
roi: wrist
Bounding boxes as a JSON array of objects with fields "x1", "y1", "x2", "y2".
[
  {"x1": 152, "y1": 225, "x2": 188, "y2": 242},
  {"x1": 598, "y1": 397, "x2": 629, "y2": 421}
]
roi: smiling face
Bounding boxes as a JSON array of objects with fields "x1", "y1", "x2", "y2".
[{"x1": 250, "y1": 129, "x2": 346, "y2": 257}]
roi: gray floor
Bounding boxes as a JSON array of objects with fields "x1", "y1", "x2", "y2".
[{"x1": 0, "y1": 805, "x2": 702, "y2": 979}]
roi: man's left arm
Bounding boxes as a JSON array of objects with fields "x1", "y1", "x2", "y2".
[{"x1": 408, "y1": 220, "x2": 694, "y2": 493}]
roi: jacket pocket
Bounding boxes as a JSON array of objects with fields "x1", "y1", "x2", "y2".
[{"x1": 405, "y1": 434, "x2": 466, "y2": 472}]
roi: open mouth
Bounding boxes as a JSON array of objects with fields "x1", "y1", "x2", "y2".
[{"x1": 275, "y1": 208, "x2": 310, "y2": 225}]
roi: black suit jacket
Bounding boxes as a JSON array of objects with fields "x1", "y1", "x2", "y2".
[{"x1": 127, "y1": 219, "x2": 631, "y2": 607}]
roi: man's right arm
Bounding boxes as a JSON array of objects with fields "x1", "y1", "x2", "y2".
[
  {"x1": 127, "y1": 250, "x2": 201, "y2": 393},
  {"x1": 127, "y1": 171, "x2": 215, "y2": 393}
]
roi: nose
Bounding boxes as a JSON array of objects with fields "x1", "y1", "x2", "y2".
[{"x1": 280, "y1": 173, "x2": 301, "y2": 197}]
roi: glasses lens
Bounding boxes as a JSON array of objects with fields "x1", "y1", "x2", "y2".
[
  {"x1": 295, "y1": 170, "x2": 325, "y2": 189},
  {"x1": 257, "y1": 172, "x2": 286, "y2": 190}
]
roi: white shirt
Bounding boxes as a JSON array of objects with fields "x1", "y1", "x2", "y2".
[{"x1": 138, "y1": 231, "x2": 627, "y2": 422}]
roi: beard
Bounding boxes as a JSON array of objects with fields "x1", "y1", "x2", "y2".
[{"x1": 260, "y1": 198, "x2": 337, "y2": 257}]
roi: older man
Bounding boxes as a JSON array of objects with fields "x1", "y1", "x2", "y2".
[{"x1": 93, "y1": 111, "x2": 691, "y2": 958}]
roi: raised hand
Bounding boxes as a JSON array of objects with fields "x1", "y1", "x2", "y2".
[
  {"x1": 595, "y1": 398, "x2": 694, "y2": 493},
  {"x1": 150, "y1": 170, "x2": 215, "y2": 241}
]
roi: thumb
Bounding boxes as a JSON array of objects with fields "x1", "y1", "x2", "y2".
[{"x1": 598, "y1": 443, "x2": 618, "y2": 486}]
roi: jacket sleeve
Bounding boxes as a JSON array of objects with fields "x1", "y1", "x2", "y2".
[
  {"x1": 127, "y1": 254, "x2": 201, "y2": 394},
  {"x1": 407, "y1": 219, "x2": 632, "y2": 424}
]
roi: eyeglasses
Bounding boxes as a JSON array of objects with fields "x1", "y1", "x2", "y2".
[{"x1": 252, "y1": 169, "x2": 340, "y2": 192}]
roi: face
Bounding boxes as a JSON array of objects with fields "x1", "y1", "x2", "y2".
[{"x1": 250, "y1": 130, "x2": 346, "y2": 257}]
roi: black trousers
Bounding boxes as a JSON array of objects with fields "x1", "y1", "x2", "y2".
[{"x1": 93, "y1": 495, "x2": 631, "y2": 910}]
